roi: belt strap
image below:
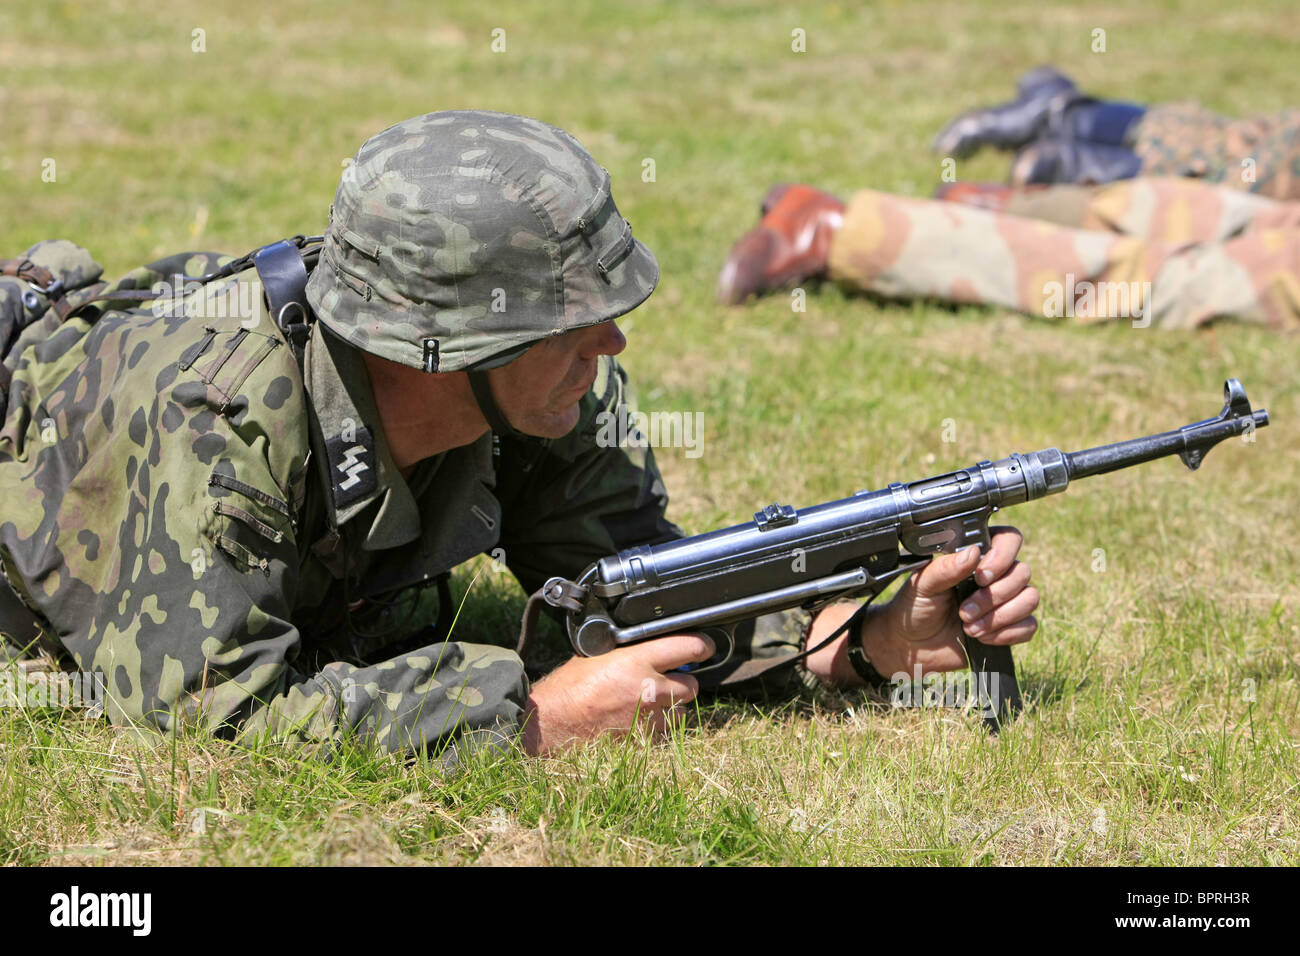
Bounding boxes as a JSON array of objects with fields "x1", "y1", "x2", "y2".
[
  {"x1": 0, "y1": 258, "x2": 55, "y2": 288},
  {"x1": 1, "y1": 257, "x2": 73, "y2": 321}
]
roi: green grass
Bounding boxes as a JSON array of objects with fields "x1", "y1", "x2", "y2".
[{"x1": 2, "y1": 0, "x2": 1297, "y2": 865}]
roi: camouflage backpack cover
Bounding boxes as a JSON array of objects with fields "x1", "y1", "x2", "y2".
[{"x1": 0, "y1": 240, "x2": 108, "y2": 421}]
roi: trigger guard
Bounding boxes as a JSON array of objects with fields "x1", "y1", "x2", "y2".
[{"x1": 677, "y1": 625, "x2": 736, "y2": 675}]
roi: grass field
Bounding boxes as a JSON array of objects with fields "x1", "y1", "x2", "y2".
[{"x1": 1, "y1": 0, "x2": 1297, "y2": 865}]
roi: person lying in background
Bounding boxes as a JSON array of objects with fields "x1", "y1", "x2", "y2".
[
  {"x1": 717, "y1": 177, "x2": 1299, "y2": 331},
  {"x1": 932, "y1": 65, "x2": 1298, "y2": 202}
]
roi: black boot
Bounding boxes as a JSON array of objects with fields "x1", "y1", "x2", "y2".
[
  {"x1": 932, "y1": 66, "x2": 1077, "y2": 158},
  {"x1": 1047, "y1": 98, "x2": 1146, "y2": 146},
  {"x1": 1011, "y1": 138, "x2": 1143, "y2": 186}
]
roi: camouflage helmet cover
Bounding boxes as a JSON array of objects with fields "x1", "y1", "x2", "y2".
[{"x1": 305, "y1": 110, "x2": 659, "y2": 373}]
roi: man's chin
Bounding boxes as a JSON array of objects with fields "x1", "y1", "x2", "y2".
[{"x1": 515, "y1": 403, "x2": 583, "y2": 439}]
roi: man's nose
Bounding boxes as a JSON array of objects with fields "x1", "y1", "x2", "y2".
[{"x1": 579, "y1": 321, "x2": 626, "y2": 359}]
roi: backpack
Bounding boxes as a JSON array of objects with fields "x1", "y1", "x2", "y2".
[
  {"x1": 0, "y1": 237, "x2": 320, "y2": 423},
  {"x1": 0, "y1": 240, "x2": 108, "y2": 419}
]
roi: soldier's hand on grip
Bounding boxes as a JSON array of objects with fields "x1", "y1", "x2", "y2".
[{"x1": 521, "y1": 634, "x2": 715, "y2": 756}]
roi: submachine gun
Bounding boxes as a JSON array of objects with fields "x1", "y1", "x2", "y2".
[{"x1": 520, "y1": 379, "x2": 1269, "y2": 732}]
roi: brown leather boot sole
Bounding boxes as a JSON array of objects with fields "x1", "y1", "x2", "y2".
[{"x1": 717, "y1": 184, "x2": 844, "y2": 305}]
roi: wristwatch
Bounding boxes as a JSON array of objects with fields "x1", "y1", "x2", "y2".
[{"x1": 844, "y1": 610, "x2": 890, "y2": 691}]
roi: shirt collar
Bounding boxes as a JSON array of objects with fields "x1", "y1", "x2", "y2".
[{"x1": 302, "y1": 323, "x2": 423, "y2": 550}]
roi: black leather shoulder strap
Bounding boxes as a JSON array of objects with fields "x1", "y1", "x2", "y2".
[{"x1": 253, "y1": 240, "x2": 313, "y2": 367}]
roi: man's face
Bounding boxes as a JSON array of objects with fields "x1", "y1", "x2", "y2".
[{"x1": 489, "y1": 320, "x2": 628, "y2": 438}]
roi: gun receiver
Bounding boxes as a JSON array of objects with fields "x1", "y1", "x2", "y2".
[{"x1": 528, "y1": 379, "x2": 1268, "y2": 731}]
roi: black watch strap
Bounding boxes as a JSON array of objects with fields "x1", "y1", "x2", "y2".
[{"x1": 844, "y1": 611, "x2": 890, "y2": 690}]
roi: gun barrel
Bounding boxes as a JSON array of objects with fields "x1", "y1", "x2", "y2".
[{"x1": 1065, "y1": 379, "x2": 1268, "y2": 479}]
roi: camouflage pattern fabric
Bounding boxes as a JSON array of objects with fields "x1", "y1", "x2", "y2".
[
  {"x1": 1001, "y1": 177, "x2": 1300, "y2": 241},
  {"x1": 306, "y1": 111, "x2": 659, "y2": 373},
  {"x1": 1, "y1": 239, "x2": 106, "y2": 352},
  {"x1": 827, "y1": 188, "x2": 1300, "y2": 330},
  {"x1": 0, "y1": 244, "x2": 682, "y2": 760},
  {"x1": 1133, "y1": 103, "x2": 1300, "y2": 202},
  {"x1": 1, "y1": 240, "x2": 109, "y2": 423}
]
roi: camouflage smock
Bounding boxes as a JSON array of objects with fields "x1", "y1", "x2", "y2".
[{"x1": 0, "y1": 242, "x2": 681, "y2": 759}]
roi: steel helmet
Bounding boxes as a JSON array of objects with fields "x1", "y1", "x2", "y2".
[{"x1": 305, "y1": 110, "x2": 659, "y2": 375}]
